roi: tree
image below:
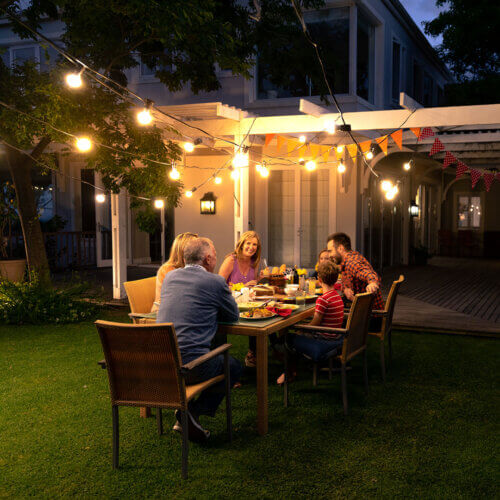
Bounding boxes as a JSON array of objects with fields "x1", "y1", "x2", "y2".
[{"x1": 424, "y1": 0, "x2": 500, "y2": 105}]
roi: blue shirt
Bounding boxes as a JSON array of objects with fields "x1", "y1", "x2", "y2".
[{"x1": 157, "y1": 265, "x2": 239, "y2": 363}]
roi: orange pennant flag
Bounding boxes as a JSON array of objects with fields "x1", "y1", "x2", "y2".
[
  {"x1": 390, "y1": 129, "x2": 403, "y2": 150},
  {"x1": 264, "y1": 134, "x2": 275, "y2": 147},
  {"x1": 276, "y1": 135, "x2": 285, "y2": 152},
  {"x1": 287, "y1": 139, "x2": 298, "y2": 156},
  {"x1": 410, "y1": 128, "x2": 421, "y2": 139},
  {"x1": 322, "y1": 148, "x2": 331, "y2": 164},
  {"x1": 359, "y1": 140, "x2": 372, "y2": 154},
  {"x1": 347, "y1": 143, "x2": 358, "y2": 159},
  {"x1": 376, "y1": 136, "x2": 388, "y2": 155},
  {"x1": 310, "y1": 143, "x2": 320, "y2": 158},
  {"x1": 298, "y1": 144, "x2": 307, "y2": 157}
]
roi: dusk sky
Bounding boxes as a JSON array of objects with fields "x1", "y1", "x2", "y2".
[{"x1": 399, "y1": 0, "x2": 446, "y2": 47}]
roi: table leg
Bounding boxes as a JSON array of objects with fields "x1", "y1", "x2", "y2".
[
  {"x1": 140, "y1": 407, "x2": 151, "y2": 418},
  {"x1": 256, "y1": 335, "x2": 268, "y2": 435}
]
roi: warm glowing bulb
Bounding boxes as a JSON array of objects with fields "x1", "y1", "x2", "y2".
[
  {"x1": 65, "y1": 72, "x2": 82, "y2": 88},
  {"x1": 381, "y1": 180, "x2": 393, "y2": 192},
  {"x1": 169, "y1": 167, "x2": 180, "y2": 180},
  {"x1": 230, "y1": 169, "x2": 240, "y2": 180},
  {"x1": 232, "y1": 151, "x2": 249, "y2": 168},
  {"x1": 299, "y1": 158, "x2": 305, "y2": 165},
  {"x1": 403, "y1": 161, "x2": 411, "y2": 171},
  {"x1": 214, "y1": 176, "x2": 222, "y2": 184},
  {"x1": 255, "y1": 163, "x2": 263, "y2": 173},
  {"x1": 337, "y1": 162, "x2": 346, "y2": 174},
  {"x1": 305, "y1": 160, "x2": 316, "y2": 171},
  {"x1": 385, "y1": 185, "x2": 399, "y2": 200},
  {"x1": 154, "y1": 199, "x2": 164, "y2": 209},
  {"x1": 260, "y1": 166, "x2": 269, "y2": 178},
  {"x1": 183, "y1": 142, "x2": 195, "y2": 153},
  {"x1": 95, "y1": 193, "x2": 106, "y2": 203},
  {"x1": 325, "y1": 120, "x2": 336, "y2": 134},
  {"x1": 299, "y1": 135, "x2": 306, "y2": 143},
  {"x1": 75, "y1": 137, "x2": 92, "y2": 152},
  {"x1": 336, "y1": 145, "x2": 344, "y2": 154},
  {"x1": 185, "y1": 190, "x2": 193, "y2": 198},
  {"x1": 137, "y1": 108, "x2": 153, "y2": 125},
  {"x1": 365, "y1": 151, "x2": 374, "y2": 160}
]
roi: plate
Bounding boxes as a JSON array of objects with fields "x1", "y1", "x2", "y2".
[
  {"x1": 253, "y1": 295, "x2": 274, "y2": 300},
  {"x1": 273, "y1": 304, "x2": 300, "y2": 311},
  {"x1": 240, "y1": 312, "x2": 277, "y2": 321},
  {"x1": 237, "y1": 301, "x2": 266, "y2": 311}
]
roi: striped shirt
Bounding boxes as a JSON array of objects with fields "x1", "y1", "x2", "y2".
[{"x1": 314, "y1": 289, "x2": 344, "y2": 339}]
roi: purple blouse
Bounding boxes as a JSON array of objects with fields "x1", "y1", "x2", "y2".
[{"x1": 227, "y1": 255, "x2": 256, "y2": 285}]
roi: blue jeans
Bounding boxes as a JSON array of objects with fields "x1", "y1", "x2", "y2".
[
  {"x1": 288, "y1": 334, "x2": 344, "y2": 362},
  {"x1": 183, "y1": 354, "x2": 242, "y2": 417}
]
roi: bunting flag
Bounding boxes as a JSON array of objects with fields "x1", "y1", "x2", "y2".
[
  {"x1": 483, "y1": 173, "x2": 495, "y2": 192},
  {"x1": 418, "y1": 127, "x2": 435, "y2": 141},
  {"x1": 376, "y1": 136, "x2": 388, "y2": 155},
  {"x1": 443, "y1": 151, "x2": 457, "y2": 169},
  {"x1": 322, "y1": 148, "x2": 331, "y2": 163},
  {"x1": 310, "y1": 143, "x2": 320, "y2": 158},
  {"x1": 287, "y1": 139, "x2": 298, "y2": 156},
  {"x1": 264, "y1": 133, "x2": 275, "y2": 147},
  {"x1": 359, "y1": 140, "x2": 372, "y2": 154},
  {"x1": 276, "y1": 135, "x2": 285, "y2": 152},
  {"x1": 298, "y1": 144, "x2": 307, "y2": 157},
  {"x1": 456, "y1": 161, "x2": 469, "y2": 179},
  {"x1": 429, "y1": 137, "x2": 445, "y2": 156},
  {"x1": 470, "y1": 169, "x2": 482, "y2": 188},
  {"x1": 391, "y1": 129, "x2": 403, "y2": 150},
  {"x1": 347, "y1": 143, "x2": 358, "y2": 159},
  {"x1": 410, "y1": 127, "x2": 421, "y2": 139}
]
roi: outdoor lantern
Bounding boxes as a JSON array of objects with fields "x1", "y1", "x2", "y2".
[
  {"x1": 200, "y1": 192, "x2": 216, "y2": 214},
  {"x1": 410, "y1": 200, "x2": 419, "y2": 217}
]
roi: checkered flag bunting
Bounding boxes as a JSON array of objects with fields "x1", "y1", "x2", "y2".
[
  {"x1": 483, "y1": 173, "x2": 494, "y2": 192},
  {"x1": 456, "y1": 161, "x2": 469, "y2": 179},
  {"x1": 418, "y1": 127, "x2": 435, "y2": 141},
  {"x1": 442, "y1": 151, "x2": 457, "y2": 169},
  {"x1": 429, "y1": 138, "x2": 445, "y2": 156},
  {"x1": 470, "y1": 169, "x2": 482, "y2": 188}
]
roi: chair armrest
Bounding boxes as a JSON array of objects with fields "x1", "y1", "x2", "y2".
[
  {"x1": 371, "y1": 310, "x2": 388, "y2": 317},
  {"x1": 98, "y1": 359, "x2": 106, "y2": 369},
  {"x1": 181, "y1": 344, "x2": 232, "y2": 373},
  {"x1": 293, "y1": 323, "x2": 348, "y2": 336},
  {"x1": 129, "y1": 312, "x2": 156, "y2": 319}
]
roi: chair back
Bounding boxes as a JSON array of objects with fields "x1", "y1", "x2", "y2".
[
  {"x1": 341, "y1": 292, "x2": 374, "y2": 362},
  {"x1": 95, "y1": 320, "x2": 186, "y2": 410},
  {"x1": 380, "y1": 275, "x2": 404, "y2": 338},
  {"x1": 124, "y1": 277, "x2": 156, "y2": 314}
]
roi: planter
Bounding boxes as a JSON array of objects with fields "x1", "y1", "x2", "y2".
[{"x1": 0, "y1": 259, "x2": 26, "y2": 282}]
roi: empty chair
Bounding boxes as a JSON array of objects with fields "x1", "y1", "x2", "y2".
[{"x1": 123, "y1": 277, "x2": 157, "y2": 324}]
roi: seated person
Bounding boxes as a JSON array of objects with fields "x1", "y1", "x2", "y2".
[
  {"x1": 151, "y1": 232, "x2": 198, "y2": 312},
  {"x1": 277, "y1": 260, "x2": 344, "y2": 384},
  {"x1": 309, "y1": 248, "x2": 331, "y2": 279},
  {"x1": 157, "y1": 237, "x2": 242, "y2": 442}
]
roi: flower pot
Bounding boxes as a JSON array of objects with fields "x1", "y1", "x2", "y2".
[{"x1": 0, "y1": 259, "x2": 26, "y2": 282}]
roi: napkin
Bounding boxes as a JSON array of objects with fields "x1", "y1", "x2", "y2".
[{"x1": 266, "y1": 306, "x2": 292, "y2": 317}]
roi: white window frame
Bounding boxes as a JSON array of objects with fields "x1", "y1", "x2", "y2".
[
  {"x1": 454, "y1": 192, "x2": 484, "y2": 231},
  {"x1": 8, "y1": 44, "x2": 40, "y2": 67}
]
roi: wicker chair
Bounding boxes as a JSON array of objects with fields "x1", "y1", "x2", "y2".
[
  {"x1": 368, "y1": 275, "x2": 404, "y2": 382},
  {"x1": 95, "y1": 320, "x2": 233, "y2": 479},
  {"x1": 284, "y1": 292, "x2": 374, "y2": 415},
  {"x1": 123, "y1": 277, "x2": 157, "y2": 324}
]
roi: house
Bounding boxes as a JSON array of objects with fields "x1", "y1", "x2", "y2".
[{"x1": 1, "y1": 1, "x2": 498, "y2": 298}]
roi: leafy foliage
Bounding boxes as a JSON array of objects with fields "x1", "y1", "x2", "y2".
[{"x1": 0, "y1": 181, "x2": 18, "y2": 258}]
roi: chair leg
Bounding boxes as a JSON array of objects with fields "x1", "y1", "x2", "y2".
[
  {"x1": 283, "y1": 346, "x2": 289, "y2": 408},
  {"x1": 363, "y1": 349, "x2": 369, "y2": 395},
  {"x1": 181, "y1": 410, "x2": 189, "y2": 480},
  {"x1": 388, "y1": 330, "x2": 393, "y2": 361},
  {"x1": 328, "y1": 358, "x2": 333, "y2": 380},
  {"x1": 341, "y1": 364, "x2": 348, "y2": 415},
  {"x1": 112, "y1": 405, "x2": 119, "y2": 469},
  {"x1": 312, "y1": 363, "x2": 318, "y2": 387},
  {"x1": 380, "y1": 340, "x2": 386, "y2": 383},
  {"x1": 156, "y1": 408, "x2": 163, "y2": 435},
  {"x1": 224, "y1": 351, "x2": 232, "y2": 441}
]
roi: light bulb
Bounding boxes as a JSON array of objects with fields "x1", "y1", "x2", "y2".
[
  {"x1": 185, "y1": 190, "x2": 193, "y2": 198},
  {"x1": 214, "y1": 176, "x2": 222, "y2": 184},
  {"x1": 305, "y1": 160, "x2": 316, "y2": 171},
  {"x1": 385, "y1": 185, "x2": 399, "y2": 200},
  {"x1": 183, "y1": 142, "x2": 195, "y2": 153},
  {"x1": 299, "y1": 158, "x2": 305, "y2": 165},
  {"x1": 232, "y1": 151, "x2": 249, "y2": 168},
  {"x1": 336, "y1": 145, "x2": 344, "y2": 154},
  {"x1": 299, "y1": 135, "x2": 306, "y2": 143},
  {"x1": 337, "y1": 162, "x2": 346, "y2": 173},
  {"x1": 381, "y1": 180, "x2": 393, "y2": 192},
  {"x1": 260, "y1": 166, "x2": 269, "y2": 178},
  {"x1": 75, "y1": 137, "x2": 92, "y2": 152},
  {"x1": 95, "y1": 193, "x2": 106, "y2": 203},
  {"x1": 230, "y1": 168, "x2": 240, "y2": 180},
  {"x1": 65, "y1": 71, "x2": 83, "y2": 88},
  {"x1": 325, "y1": 120, "x2": 336, "y2": 134},
  {"x1": 169, "y1": 167, "x2": 180, "y2": 180},
  {"x1": 255, "y1": 163, "x2": 263, "y2": 173},
  {"x1": 365, "y1": 151, "x2": 374, "y2": 160},
  {"x1": 154, "y1": 199, "x2": 164, "y2": 209},
  {"x1": 137, "y1": 108, "x2": 153, "y2": 125},
  {"x1": 403, "y1": 161, "x2": 411, "y2": 171}
]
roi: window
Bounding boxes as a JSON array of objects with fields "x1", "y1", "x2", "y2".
[
  {"x1": 391, "y1": 40, "x2": 401, "y2": 102},
  {"x1": 457, "y1": 196, "x2": 481, "y2": 229},
  {"x1": 12, "y1": 46, "x2": 37, "y2": 65},
  {"x1": 357, "y1": 11, "x2": 375, "y2": 103}
]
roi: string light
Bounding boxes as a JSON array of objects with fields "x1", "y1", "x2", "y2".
[
  {"x1": 95, "y1": 193, "x2": 106, "y2": 203},
  {"x1": 403, "y1": 160, "x2": 412, "y2": 171},
  {"x1": 385, "y1": 185, "x2": 399, "y2": 200},
  {"x1": 305, "y1": 160, "x2": 316, "y2": 171},
  {"x1": 154, "y1": 198, "x2": 165, "y2": 209},
  {"x1": 299, "y1": 135, "x2": 306, "y2": 143},
  {"x1": 169, "y1": 165, "x2": 180, "y2": 180},
  {"x1": 336, "y1": 145, "x2": 344, "y2": 154},
  {"x1": 183, "y1": 141, "x2": 195, "y2": 153},
  {"x1": 381, "y1": 180, "x2": 393, "y2": 192},
  {"x1": 337, "y1": 162, "x2": 346, "y2": 174},
  {"x1": 365, "y1": 150, "x2": 374, "y2": 160},
  {"x1": 185, "y1": 187, "x2": 197, "y2": 198},
  {"x1": 137, "y1": 108, "x2": 153, "y2": 126},
  {"x1": 214, "y1": 176, "x2": 222, "y2": 184},
  {"x1": 255, "y1": 163, "x2": 263, "y2": 173},
  {"x1": 230, "y1": 167, "x2": 240, "y2": 180},
  {"x1": 75, "y1": 136, "x2": 92, "y2": 152},
  {"x1": 299, "y1": 158, "x2": 305, "y2": 165},
  {"x1": 65, "y1": 69, "x2": 83, "y2": 88},
  {"x1": 232, "y1": 150, "x2": 249, "y2": 168},
  {"x1": 325, "y1": 119, "x2": 336, "y2": 134},
  {"x1": 260, "y1": 166, "x2": 269, "y2": 177}
]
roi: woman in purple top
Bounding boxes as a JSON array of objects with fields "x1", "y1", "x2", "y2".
[{"x1": 219, "y1": 230, "x2": 262, "y2": 366}]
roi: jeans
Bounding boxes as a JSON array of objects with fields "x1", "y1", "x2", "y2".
[
  {"x1": 288, "y1": 333, "x2": 344, "y2": 362},
  {"x1": 183, "y1": 354, "x2": 242, "y2": 417}
]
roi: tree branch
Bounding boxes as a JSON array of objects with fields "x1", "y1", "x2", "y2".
[
  {"x1": 105, "y1": 38, "x2": 152, "y2": 75},
  {"x1": 22, "y1": 136, "x2": 51, "y2": 169}
]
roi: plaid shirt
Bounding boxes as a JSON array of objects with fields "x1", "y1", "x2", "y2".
[{"x1": 341, "y1": 251, "x2": 385, "y2": 310}]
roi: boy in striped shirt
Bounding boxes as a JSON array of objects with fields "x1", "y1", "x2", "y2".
[{"x1": 277, "y1": 260, "x2": 344, "y2": 384}]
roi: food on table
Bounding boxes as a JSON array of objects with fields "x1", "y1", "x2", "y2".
[
  {"x1": 237, "y1": 301, "x2": 267, "y2": 310},
  {"x1": 231, "y1": 282, "x2": 245, "y2": 291},
  {"x1": 271, "y1": 266, "x2": 279, "y2": 275},
  {"x1": 262, "y1": 267, "x2": 270, "y2": 276},
  {"x1": 253, "y1": 284, "x2": 275, "y2": 297},
  {"x1": 241, "y1": 308, "x2": 274, "y2": 318},
  {"x1": 279, "y1": 264, "x2": 287, "y2": 274}
]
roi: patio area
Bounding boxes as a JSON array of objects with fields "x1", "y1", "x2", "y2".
[{"x1": 0, "y1": 309, "x2": 497, "y2": 497}]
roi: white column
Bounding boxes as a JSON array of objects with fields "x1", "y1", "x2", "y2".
[
  {"x1": 111, "y1": 190, "x2": 127, "y2": 299},
  {"x1": 233, "y1": 134, "x2": 250, "y2": 245}
]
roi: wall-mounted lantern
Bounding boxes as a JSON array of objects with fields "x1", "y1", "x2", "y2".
[
  {"x1": 410, "y1": 200, "x2": 419, "y2": 218},
  {"x1": 200, "y1": 192, "x2": 217, "y2": 215}
]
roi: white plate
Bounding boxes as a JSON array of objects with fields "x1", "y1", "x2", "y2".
[
  {"x1": 239, "y1": 312, "x2": 277, "y2": 321},
  {"x1": 237, "y1": 301, "x2": 266, "y2": 311}
]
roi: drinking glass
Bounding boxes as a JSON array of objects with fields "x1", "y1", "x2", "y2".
[{"x1": 295, "y1": 290, "x2": 306, "y2": 307}]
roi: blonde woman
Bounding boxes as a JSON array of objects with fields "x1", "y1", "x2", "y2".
[{"x1": 151, "y1": 232, "x2": 198, "y2": 312}]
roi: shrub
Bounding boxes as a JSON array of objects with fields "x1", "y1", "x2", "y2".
[{"x1": 0, "y1": 273, "x2": 98, "y2": 324}]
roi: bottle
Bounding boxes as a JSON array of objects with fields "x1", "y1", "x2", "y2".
[{"x1": 293, "y1": 266, "x2": 299, "y2": 285}]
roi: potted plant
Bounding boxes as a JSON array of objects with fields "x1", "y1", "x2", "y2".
[{"x1": 0, "y1": 180, "x2": 26, "y2": 281}]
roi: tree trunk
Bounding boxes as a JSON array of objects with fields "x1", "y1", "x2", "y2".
[{"x1": 6, "y1": 139, "x2": 52, "y2": 287}]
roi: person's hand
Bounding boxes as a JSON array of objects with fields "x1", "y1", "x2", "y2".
[
  {"x1": 246, "y1": 280, "x2": 258, "y2": 287},
  {"x1": 344, "y1": 287, "x2": 355, "y2": 301},
  {"x1": 366, "y1": 282, "x2": 379, "y2": 294}
]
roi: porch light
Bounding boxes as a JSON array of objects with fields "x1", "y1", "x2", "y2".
[
  {"x1": 154, "y1": 198, "x2": 164, "y2": 209},
  {"x1": 410, "y1": 200, "x2": 419, "y2": 217},
  {"x1": 214, "y1": 176, "x2": 222, "y2": 184},
  {"x1": 305, "y1": 160, "x2": 316, "y2": 171},
  {"x1": 337, "y1": 162, "x2": 346, "y2": 174},
  {"x1": 65, "y1": 68, "x2": 84, "y2": 88},
  {"x1": 200, "y1": 192, "x2": 217, "y2": 214},
  {"x1": 75, "y1": 136, "x2": 92, "y2": 152},
  {"x1": 95, "y1": 193, "x2": 106, "y2": 203}
]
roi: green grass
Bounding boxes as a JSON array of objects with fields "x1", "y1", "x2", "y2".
[{"x1": 0, "y1": 310, "x2": 498, "y2": 498}]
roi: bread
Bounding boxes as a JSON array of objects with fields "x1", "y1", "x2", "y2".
[{"x1": 253, "y1": 284, "x2": 274, "y2": 297}]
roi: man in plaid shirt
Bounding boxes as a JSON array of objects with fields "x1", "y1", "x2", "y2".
[{"x1": 327, "y1": 232, "x2": 384, "y2": 310}]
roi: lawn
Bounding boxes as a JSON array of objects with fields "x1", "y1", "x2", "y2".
[{"x1": 0, "y1": 310, "x2": 498, "y2": 498}]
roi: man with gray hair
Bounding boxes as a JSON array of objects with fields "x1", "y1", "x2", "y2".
[{"x1": 158, "y1": 237, "x2": 241, "y2": 441}]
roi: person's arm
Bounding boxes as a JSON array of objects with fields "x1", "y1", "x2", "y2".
[
  {"x1": 357, "y1": 260, "x2": 381, "y2": 293},
  {"x1": 309, "y1": 311, "x2": 324, "y2": 326},
  {"x1": 216, "y1": 277, "x2": 239, "y2": 322},
  {"x1": 341, "y1": 261, "x2": 355, "y2": 301},
  {"x1": 218, "y1": 255, "x2": 234, "y2": 283}
]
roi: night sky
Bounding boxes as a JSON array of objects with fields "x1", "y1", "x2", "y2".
[{"x1": 399, "y1": 0, "x2": 445, "y2": 47}]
